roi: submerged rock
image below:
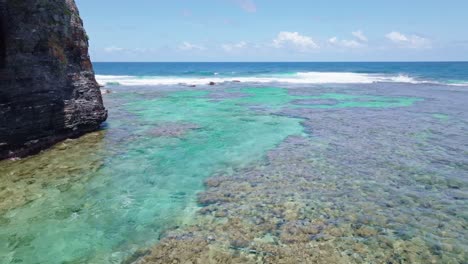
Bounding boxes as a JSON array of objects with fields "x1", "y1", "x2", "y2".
[
  {"x1": 147, "y1": 122, "x2": 200, "y2": 138},
  {"x1": 0, "y1": 0, "x2": 107, "y2": 159}
]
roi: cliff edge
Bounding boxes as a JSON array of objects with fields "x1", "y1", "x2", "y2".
[{"x1": 0, "y1": 0, "x2": 107, "y2": 159}]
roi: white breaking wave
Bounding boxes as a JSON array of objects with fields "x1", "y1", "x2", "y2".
[
  {"x1": 95, "y1": 72, "x2": 446, "y2": 87},
  {"x1": 448, "y1": 82, "x2": 468, "y2": 87},
  {"x1": 293, "y1": 72, "x2": 423, "y2": 84}
]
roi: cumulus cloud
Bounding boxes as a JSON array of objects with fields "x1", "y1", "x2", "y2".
[
  {"x1": 104, "y1": 46, "x2": 126, "y2": 52},
  {"x1": 273, "y1": 31, "x2": 319, "y2": 52},
  {"x1": 178, "y1": 42, "x2": 206, "y2": 51},
  {"x1": 328, "y1": 37, "x2": 364, "y2": 48},
  {"x1": 328, "y1": 30, "x2": 368, "y2": 49},
  {"x1": 385, "y1": 31, "x2": 431, "y2": 49},
  {"x1": 222, "y1": 41, "x2": 248, "y2": 52},
  {"x1": 231, "y1": 0, "x2": 257, "y2": 12},
  {"x1": 352, "y1": 30, "x2": 368, "y2": 42},
  {"x1": 341, "y1": 39, "x2": 363, "y2": 48},
  {"x1": 328, "y1": 37, "x2": 339, "y2": 45},
  {"x1": 104, "y1": 47, "x2": 158, "y2": 54}
]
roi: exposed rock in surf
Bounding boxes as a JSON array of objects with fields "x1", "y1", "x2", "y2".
[
  {"x1": 101, "y1": 89, "x2": 112, "y2": 95},
  {"x1": 179, "y1": 83, "x2": 197, "y2": 87}
]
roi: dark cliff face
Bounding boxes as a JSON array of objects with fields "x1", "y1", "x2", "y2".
[{"x1": 0, "y1": 0, "x2": 107, "y2": 159}]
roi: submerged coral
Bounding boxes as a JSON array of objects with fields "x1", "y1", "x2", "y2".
[
  {"x1": 138, "y1": 135, "x2": 465, "y2": 263},
  {"x1": 137, "y1": 84, "x2": 467, "y2": 264},
  {"x1": 1, "y1": 83, "x2": 466, "y2": 264},
  {"x1": 147, "y1": 123, "x2": 201, "y2": 138},
  {"x1": 0, "y1": 132, "x2": 106, "y2": 213}
]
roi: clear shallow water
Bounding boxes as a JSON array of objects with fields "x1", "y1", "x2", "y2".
[
  {"x1": 0, "y1": 87, "x2": 306, "y2": 263},
  {"x1": 0, "y1": 63, "x2": 467, "y2": 263}
]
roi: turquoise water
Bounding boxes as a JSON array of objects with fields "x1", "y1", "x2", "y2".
[
  {"x1": 1, "y1": 87, "x2": 307, "y2": 263},
  {"x1": 1, "y1": 82, "x2": 467, "y2": 263}
]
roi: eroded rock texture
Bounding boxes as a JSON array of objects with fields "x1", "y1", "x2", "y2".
[{"x1": 0, "y1": 0, "x2": 107, "y2": 159}]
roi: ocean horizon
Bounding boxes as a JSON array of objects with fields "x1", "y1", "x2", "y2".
[{"x1": 93, "y1": 61, "x2": 468, "y2": 87}]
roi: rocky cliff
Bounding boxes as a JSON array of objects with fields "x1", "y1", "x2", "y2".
[{"x1": 0, "y1": 0, "x2": 107, "y2": 159}]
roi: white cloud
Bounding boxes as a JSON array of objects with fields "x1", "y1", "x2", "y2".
[
  {"x1": 328, "y1": 37, "x2": 364, "y2": 48},
  {"x1": 328, "y1": 31, "x2": 368, "y2": 49},
  {"x1": 178, "y1": 42, "x2": 206, "y2": 51},
  {"x1": 104, "y1": 46, "x2": 125, "y2": 53},
  {"x1": 273, "y1": 31, "x2": 319, "y2": 52},
  {"x1": 232, "y1": 0, "x2": 257, "y2": 13},
  {"x1": 342, "y1": 39, "x2": 363, "y2": 48},
  {"x1": 104, "y1": 47, "x2": 157, "y2": 54},
  {"x1": 133, "y1": 48, "x2": 148, "y2": 53},
  {"x1": 222, "y1": 41, "x2": 248, "y2": 52},
  {"x1": 328, "y1": 37, "x2": 339, "y2": 45},
  {"x1": 386, "y1": 31, "x2": 410, "y2": 42},
  {"x1": 385, "y1": 31, "x2": 431, "y2": 49},
  {"x1": 352, "y1": 30, "x2": 368, "y2": 42}
]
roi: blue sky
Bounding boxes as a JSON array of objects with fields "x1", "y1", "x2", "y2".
[{"x1": 76, "y1": 0, "x2": 468, "y2": 62}]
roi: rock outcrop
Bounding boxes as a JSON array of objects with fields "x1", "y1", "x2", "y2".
[{"x1": 0, "y1": 0, "x2": 107, "y2": 159}]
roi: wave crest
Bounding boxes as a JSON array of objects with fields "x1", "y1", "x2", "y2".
[{"x1": 95, "y1": 72, "x2": 459, "y2": 86}]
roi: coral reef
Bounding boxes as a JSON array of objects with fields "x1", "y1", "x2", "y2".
[
  {"x1": 138, "y1": 136, "x2": 460, "y2": 263},
  {"x1": 136, "y1": 84, "x2": 467, "y2": 263},
  {"x1": 1, "y1": 83, "x2": 466, "y2": 263}
]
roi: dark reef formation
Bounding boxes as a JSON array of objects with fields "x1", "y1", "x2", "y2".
[{"x1": 0, "y1": 0, "x2": 107, "y2": 159}]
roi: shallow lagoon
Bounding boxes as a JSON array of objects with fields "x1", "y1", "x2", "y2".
[{"x1": 0, "y1": 83, "x2": 467, "y2": 263}]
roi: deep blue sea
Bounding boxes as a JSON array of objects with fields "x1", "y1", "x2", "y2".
[{"x1": 94, "y1": 62, "x2": 468, "y2": 86}]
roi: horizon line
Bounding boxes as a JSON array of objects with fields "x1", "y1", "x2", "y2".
[{"x1": 92, "y1": 61, "x2": 468, "y2": 63}]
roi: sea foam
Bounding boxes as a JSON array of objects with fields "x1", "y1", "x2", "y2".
[{"x1": 95, "y1": 72, "x2": 454, "y2": 87}]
